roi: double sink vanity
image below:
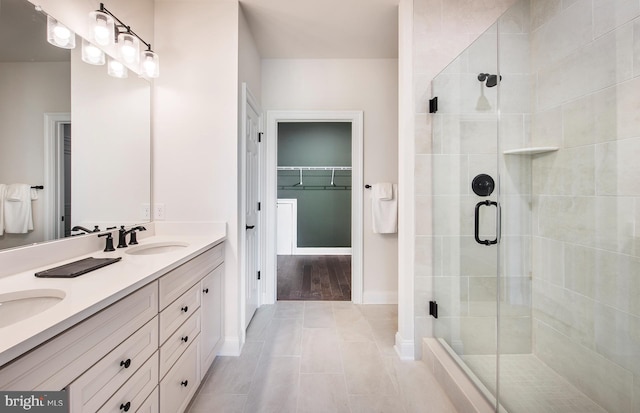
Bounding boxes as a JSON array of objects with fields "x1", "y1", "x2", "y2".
[{"x1": 0, "y1": 223, "x2": 226, "y2": 413}]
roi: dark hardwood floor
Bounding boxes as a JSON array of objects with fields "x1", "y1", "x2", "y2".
[{"x1": 277, "y1": 255, "x2": 351, "y2": 301}]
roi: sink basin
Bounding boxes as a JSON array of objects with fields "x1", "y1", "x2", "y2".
[
  {"x1": 125, "y1": 241, "x2": 189, "y2": 256},
  {"x1": 0, "y1": 289, "x2": 65, "y2": 328}
]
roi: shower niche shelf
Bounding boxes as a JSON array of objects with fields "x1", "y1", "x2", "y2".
[{"x1": 503, "y1": 147, "x2": 559, "y2": 156}]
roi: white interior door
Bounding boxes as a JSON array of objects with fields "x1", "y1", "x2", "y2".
[{"x1": 244, "y1": 86, "x2": 261, "y2": 328}]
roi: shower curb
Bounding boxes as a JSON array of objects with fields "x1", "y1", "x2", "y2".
[{"x1": 422, "y1": 338, "x2": 496, "y2": 413}]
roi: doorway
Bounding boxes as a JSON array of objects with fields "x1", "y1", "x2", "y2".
[
  {"x1": 276, "y1": 122, "x2": 352, "y2": 300},
  {"x1": 265, "y1": 111, "x2": 364, "y2": 304},
  {"x1": 44, "y1": 113, "x2": 71, "y2": 241}
]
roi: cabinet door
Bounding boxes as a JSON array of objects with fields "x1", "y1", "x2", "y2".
[
  {"x1": 160, "y1": 339, "x2": 200, "y2": 413},
  {"x1": 200, "y1": 265, "x2": 223, "y2": 379}
]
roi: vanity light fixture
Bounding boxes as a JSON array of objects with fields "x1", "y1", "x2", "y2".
[
  {"x1": 81, "y1": 39, "x2": 106, "y2": 65},
  {"x1": 90, "y1": 3, "x2": 159, "y2": 78},
  {"x1": 46, "y1": 15, "x2": 75, "y2": 49},
  {"x1": 107, "y1": 57, "x2": 128, "y2": 78}
]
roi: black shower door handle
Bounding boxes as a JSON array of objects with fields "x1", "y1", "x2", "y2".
[{"x1": 475, "y1": 200, "x2": 499, "y2": 246}]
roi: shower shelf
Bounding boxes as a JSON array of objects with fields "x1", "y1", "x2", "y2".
[{"x1": 503, "y1": 147, "x2": 559, "y2": 155}]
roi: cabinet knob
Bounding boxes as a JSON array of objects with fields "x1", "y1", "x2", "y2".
[
  {"x1": 181, "y1": 336, "x2": 189, "y2": 343},
  {"x1": 181, "y1": 306, "x2": 189, "y2": 313},
  {"x1": 203, "y1": 288, "x2": 209, "y2": 294},
  {"x1": 181, "y1": 380, "x2": 189, "y2": 387},
  {"x1": 120, "y1": 358, "x2": 131, "y2": 369},
  {"x1": 120, "y1": 402, "x2": 131, "y2": 412}
]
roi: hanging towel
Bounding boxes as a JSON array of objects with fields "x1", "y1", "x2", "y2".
[
  {"x1": 372, "y1": 183, "x2": 398, "y2": 234},
  {"x1": 373, "y1": 182, "x2": 393, "y2": 201},
  {"x1": 4, "y1": 184, "x2": 34, "y2": 234},
  {"x1": 0, "y1": 184, "x2": 6, "y2": 236}
]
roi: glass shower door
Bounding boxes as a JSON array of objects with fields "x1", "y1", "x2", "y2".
[{"x1": 430, "y1": 20, "x2": 502, "y2": 405}]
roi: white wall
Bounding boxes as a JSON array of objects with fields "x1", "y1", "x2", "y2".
[
  {"x1": 154, "y1": 0, "x2": 243, "y2": 354},
  {"x1": 0, "y1": 62, "x2": 70, "y2": 249},
  {"x1": 262, "y1": 58, "x2": 399, "y2": 302}
]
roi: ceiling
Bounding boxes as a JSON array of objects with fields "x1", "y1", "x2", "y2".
[
  {"x1": 239, "y1": 0, "x2": 399, "y2": 59},
  {"x1": 0, "y1": 0, "x2": 70, "y2": 62}
]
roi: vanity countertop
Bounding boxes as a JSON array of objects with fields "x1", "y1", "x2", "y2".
[{"x1": 0, "y1": 229, "x2": 226, "y2": 368}]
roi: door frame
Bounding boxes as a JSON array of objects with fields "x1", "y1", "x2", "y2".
[
  {"x1": 43, "y1": 112, "x2": 71, "y2": 241},
  {"x1": 239, "y1": 83, "x2": 263, "y2": 342},
  {"x1": 264, "y1": 110, "x2": 364, "y2": 304}
]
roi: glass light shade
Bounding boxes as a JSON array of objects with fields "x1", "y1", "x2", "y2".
[
  {"x1": 117, "y1": 32, "x2": 140, "y2": 67},
  {"x1": 81, "y1": 39, "x2": 105, "y2": 65},
  {"x1": 89, "y1": 11, "x2": 114, "y2": 46},
  {"x1": 46, "y1": 16, "x2": 75, "y2": 49},
  {"x1": 107, "y1": 57, "x2": 128, "y2": 78},
  {"x1": 141, "y1": 50, "x2": 159, "y2": 78}
]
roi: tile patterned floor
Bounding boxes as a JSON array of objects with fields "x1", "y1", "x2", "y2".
[
  {"x1": 187, "y1": 301, "x2": 458, "y2": 413},
  {"x1": 463, "y1": 354, "x2": 607, "y2": 413}
]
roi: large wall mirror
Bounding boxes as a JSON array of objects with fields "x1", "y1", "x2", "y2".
[{"x1": 0, "y1": 0, "x2": 151, "y2": 251}]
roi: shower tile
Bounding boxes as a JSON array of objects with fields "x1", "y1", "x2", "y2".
[
  {"x1": 635, "y1": 19, "x2": 640, "y2": 77},
  {"x1": 500, "y1": 316, "x2": 532, "y2": 353},
  {"x1": 498, "y1": 0, "x2": 530, "y2": 34},
  {"x1": 537, "y1": 195, "x2": 596, "y2": 244},
  {"x1": 500, "y1": 114, "x2": 527, "y2": 151},
  {"x1": 634, "y1": 375, "x2": 640, "y2": 413},
  {"x1": 414, "y1": 276, "x2": 432, "y2": 318},
  {"x1": 415, "y1": 154, "x2": 432, "y2": 196},
  {"x1": 593, "y1": 0, "x2": 640, "y2": 39},
  {"x1": 531, "y1": 107, "x2": 562, "y2": 147},
  {"x1": 459, "y1": 316, "x2": 496, "y2": 354},
  {"x1": 562, "y1": 85, "x2": 618, "y2": 147},
  {"x1": 415, "y1": 113, "x2": 432, "y2": 155},
  {"x1": 415, "y1": 195, "x2": 433, "y2": 236},
  {"x1": 531, "y1": 236, "x2": 564, "y2": 286},
  {"x1": 535, "y1": 321, "x2": 634, "y2": 413},
  {"x1": 532, "y1": 279, "x2": 595, "y2": 348},
  {"x1": 431, "y1": 195, "x2": 474, "y2": 237},
  {"x1": 415, "y1": 236, "x2": 434, "y2": 276},
  {"x1": 531, "y1": 0, "x2": 592, "y2": 70},
  {"x1": 594, "y1": 305, "x2": 640, "y2": 377},
  {"x1": 499, "y1": 33, "x2": 531, "y2": 75},
  {"x1": 614, "y1": 77, "x2": 640, "y2": 141},
  {"x1": 500, "y1": 73, "x2": 532, "y2": 114},
  {"x1": 593, "y1": 196, "x2": 635, "y2": 254},
  {"x1": 530, "y1": 0, "x2": 561, "y2": 30},
  {"x1": 432, "y1": 155, "x2": 468, "y2": 195},
  {"x1": 460, "y1": 119, "x2": 498, "y2": 154}
]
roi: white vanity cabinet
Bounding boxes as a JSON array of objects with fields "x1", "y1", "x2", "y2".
[{"x1": 0, "y1": 240, "x2": 225, "y2": 413}]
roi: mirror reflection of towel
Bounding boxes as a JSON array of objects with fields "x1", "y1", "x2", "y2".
[
  {"x1": 4, "y1": 184, "x2": 34, "y2": 234},
  {"x1": 372, "y1": 183, "x2": 398, "y2": 234}
]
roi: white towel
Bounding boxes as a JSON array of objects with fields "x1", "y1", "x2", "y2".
[
  {"x1": 372, "y1": 183, "x2": 398, "y2": 234},
  {"x1": 373, "y1": 182, "x2": 393, "y2": 200},
  {"x1": 0, "y1": 184, "x2": 6, "y2": 236},
  {"x1": 4, "y1": 184, "x2": 34, "y2": 234}
]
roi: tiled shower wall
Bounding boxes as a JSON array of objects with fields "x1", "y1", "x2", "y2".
[
  {"x1": 413, "y1": 0, "x2": 516, "y2": 359},
  {"x1": 530, "y1": 2, "x2": 640, "y2": 412}
]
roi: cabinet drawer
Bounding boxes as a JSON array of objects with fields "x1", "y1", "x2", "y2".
[
  {"x1": 0, "y1": 282, "x2": 158, "y2": 391},
  {"x1": 97, "y1": 351, "x2": 159, "y2": 413},
  {"x1": 160, "y1": 339, "x2": 200, "y2": 413},
  {"x1": 137, "y1": 386, "x2": 159, "y2": 413},
  {"x1": 159, "y1": 244, "x2": 223, "y2": 309},
  {"x1": 159, "y1": 283, "x2": 201, "y2": 344},
  {"x1": 69, "y1": 316, "x2": 159, "y2": 413},
  {"x1": 160, "y1": 311, "x2": 201, "y2": 379}
]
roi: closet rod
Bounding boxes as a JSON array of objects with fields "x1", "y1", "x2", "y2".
[{"x1": 277, "y1": 166, "x2": 352, "y2": 171}]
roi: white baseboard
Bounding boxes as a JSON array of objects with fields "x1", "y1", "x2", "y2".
[
  {"x1": 293, "y1": 247, "x2": 352, "y2": 255},
  {"x1": 217, "y1": 337, "x2": 241, "y2": 357},
  {"x1": 394, "y1": 331, "x2": 415, "y2": 360},
  {"x1": 362, "y1": 290, "x2": 398, "y2": 304}
]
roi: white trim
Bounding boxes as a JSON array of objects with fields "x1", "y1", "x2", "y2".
[
  {"x1": 363, "y1": 290, "x2": 398, "y2": 304},
  {"x1": 265, "y1": 110, "x2": 364, "y2": 304},
  {"x1": 276, "y1": 198, "x2": 297, "y2": 255},
  {"x1": 395, "y1": 331, "x2": 416, "y2": 361},
  {"x1": 294, "y1": 247, "x2": 352, "y2": 255},
  {"x1": 239, "y1": 83, "x2": 263, "y2": 345},
  {"x1": 397, "y1": 0, "x2": 416, "y2": 357},
  {"x1": 43, "y1": 113, "x2": 71, "y2": 242},
  {"x1": 217, "y1": 337, "x2": 242, "y2": 357}
]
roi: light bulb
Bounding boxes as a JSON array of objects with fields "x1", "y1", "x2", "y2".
[
  {"x1": 81, "y1": 39, "x2": 105, "y2": 65},
  {"x1": 121, "y1": 40, "x2": 136, "y2": 61},
  {"x1": 117, "y1": 33, "x2": 140, "y2": 67},
  {"x1": 90, "y1": 11, "x2": 114, "y2": 46},
  {"x1": 47, "y1": 16, "x2": 75, "y2": 49},
  {"x1": 141, "y1": 50, "x2": 159, "y2": 78},
  {"x1": 107, "y1": 58, "x2": 128, "y2": 78}
]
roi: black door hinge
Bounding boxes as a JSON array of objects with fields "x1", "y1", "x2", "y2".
[
  {"x1": 429, "y1": 97, "x2": 438, "y2": 113},
  {"x1": 429, "y1": 301, "x2": 438, "y2": 319},
  {"x1": 258, "y1": 132, "x2": 263, "y2": 142},
  {"x1": 257, "y1": 271, "x2": 261, "y2": 280},
  {"x1": 257, "y1": 202, "x2": 261, "y2": 211}
]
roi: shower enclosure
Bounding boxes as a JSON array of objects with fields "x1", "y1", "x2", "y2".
[{"x1": 430, "y1": 0, "x2": 640, "y2": 412}]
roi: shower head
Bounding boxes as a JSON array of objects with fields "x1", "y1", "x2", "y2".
[{"x1": 477, "y1": 73, "x2": 502, "y2": 88}]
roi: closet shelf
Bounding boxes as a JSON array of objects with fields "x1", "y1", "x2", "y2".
[{"x1": 503, "y1": 147, "x2": 559, "y2": 155}]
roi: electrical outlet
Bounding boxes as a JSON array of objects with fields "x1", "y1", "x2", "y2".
[
  {"x1": 141, "y1": 203, "x2": 150, "y2": 220},
  {"x1": 154, "y1": 203, "x2": 165, "y2": 220}
]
